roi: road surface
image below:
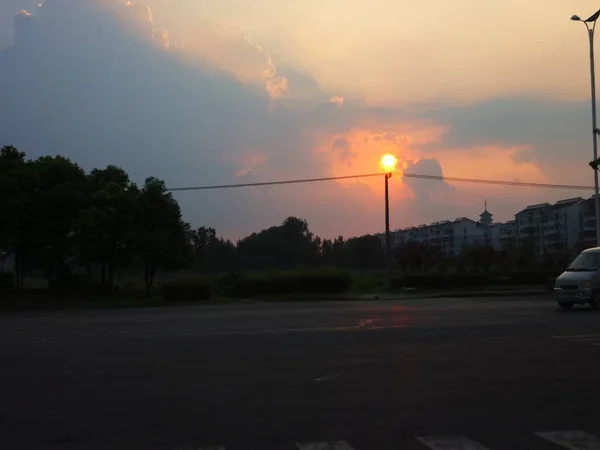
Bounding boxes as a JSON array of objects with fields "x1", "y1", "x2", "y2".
[{"x1": 1, "y1": 296, "x2": 600, "y2": 449}]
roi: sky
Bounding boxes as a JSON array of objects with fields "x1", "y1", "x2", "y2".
[{"x1": 0, "y1": 0, "x2": 598, "y2": 240}]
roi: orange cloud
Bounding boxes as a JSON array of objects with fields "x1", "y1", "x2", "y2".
[
  {"x1": 434, "y1": 145, "x2": 546, "y2": 187},
  {"x1": 314, "y1": 123, "x2": 448, "y2": 195},
  {"x1": 311, "y1": 119, "x2": 558, "y2": 229}
]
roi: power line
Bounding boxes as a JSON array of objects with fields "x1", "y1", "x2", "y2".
[
  {"x1": 167, "y1": 172, "x2": 595, "y2": 192},
  {"x1": 168, "y1": 173, "x2": 382, "y2": 192}
]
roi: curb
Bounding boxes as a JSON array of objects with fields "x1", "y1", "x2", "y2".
[
  {"x1": 416, "y1": 290, "x2": 548, "y2": 299},
  {"x1": 305, "y1": 289, "x2": 549, "y2": 301}
]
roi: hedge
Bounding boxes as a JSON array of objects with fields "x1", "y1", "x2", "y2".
[
  {"x1": 159, "y1": 279, "x2": 213, "y2": 302},
  {"x1": 391, "y1": 271, "x2": 560, "y2": 290},
  {"x1": 0, "y1": 272, "x2": 15, "y2": 293},
  {"x1": 229, "y1": 269, "x2": 352, "y2": 297},
  {"x1": 49, "y1": 273, "x2": 105, "y2": 295}
]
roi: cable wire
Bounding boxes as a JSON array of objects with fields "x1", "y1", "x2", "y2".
[{"x1": 167, "y1": 172, "x2": 595, "y2": 192}]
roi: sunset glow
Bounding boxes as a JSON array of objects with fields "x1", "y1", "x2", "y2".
[{"x1": 0, "y1": 0, "x2": 597, "y2": 239}]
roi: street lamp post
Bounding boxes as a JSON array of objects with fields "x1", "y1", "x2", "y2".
[
  {"x1": 384, "y1": 172, "x2": 392, "y2": 281},
  {"x1": 380, "y1": 154, "x2": 398, "y2": 282},
  {"x1": 572, "y1": 9, "x2": 600, "y2": 247}
]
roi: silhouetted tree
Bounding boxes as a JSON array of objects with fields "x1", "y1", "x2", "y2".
[
  {"x1": 73, "y1": 166, "x2": 139, "y2": 287},
  {"x1": 189, "y1": 226, "x2": 236, "y2": 272},
  {"x1": 135, "y1": 177, "x2": 190, "y2": 293}
]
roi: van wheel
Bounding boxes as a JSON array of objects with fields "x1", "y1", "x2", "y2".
[{"x1": 559, "y1": 301, "x2": 574, "y2": 310}]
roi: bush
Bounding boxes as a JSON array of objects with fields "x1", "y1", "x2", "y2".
[
  {"x1": 159, "y1": 278, "x2": 213, "y2": 302},
  {"x1": 0, "y1": 272, "x2": 15, "y2": 292},
  {"x1": 49, "y1": 273, "x2": 107, "y2": 295},
  {"x1": 505, "y1": 270, "x2": 560, "y2": 286},
  {"x1": 390, "y1": 273, "x2": 496, "y2": 290},
  {"x1": 230, "y1": 269, "x2": 352, "y2": 297},
  {"x1": 390, "y1": 270, "x2": 560, "y2": 290}
]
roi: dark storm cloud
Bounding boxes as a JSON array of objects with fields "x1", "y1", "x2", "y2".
[{"x1": 404, "y1": 157, "x2": 454, "y2": 199}]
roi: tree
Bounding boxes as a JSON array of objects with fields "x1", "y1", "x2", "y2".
[
  {"x1": 342, "y1": 235, "x2": 385, "y2": 269},
  {"x1": 394, "y1": 241, "x2": 419, "y2": 273},
  {"x1": 281, "y1": 217, "x2": 320, "y2": 268},
  {"x1": 0, "y1": 146, "x2": 27, "y2": 286},
  {"x1": 460, "y1": 246, "x2": 495, "y2": 272},
  {"x1": 73, "y1": 166, "x2": 140, "y2": 287},
  {"x1": 188, "y1": 226, "x2": 236, "y2": 272},
  {"x1": 320, "y1": 236, "x2": 345, "y2": 267},
  {"x1": 0, "y1": 152, "x2": 89, "y2": 287},
  {"x1": 27, "y1": 156, "x2": 89, "y2": 284},
  {"x1": 236, "y1": 217, "x2": 320, "y2": 270},
  {"x1": 135, "y1": 177, "x2": 189, "y2": 293}
]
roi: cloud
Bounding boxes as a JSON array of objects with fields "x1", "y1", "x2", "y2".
[
  {"x1": 329, "y1": 96, "x2": 344, "y2": 106},
  {"x1": 330, "y1": 138, "x2": 354, "y2": 167},
  {"x1": 235, "y1": 153, "x2": 268, "y2": 178},
  {"x1": 183, "y1": 20, "x2": 288, "y2": 99},
  {"x1": 0, "y1": 0, "x2": 593, "y2": 240},
  {"x1": 403, "y1": 157, "x2": 454, "y2": 198}
]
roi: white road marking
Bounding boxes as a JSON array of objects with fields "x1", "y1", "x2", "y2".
[
  {"x1": 356, "y1": 319, "x2": 381, "y2": 329},
  {"x1": 416, "y1": 435, "x2": 490, "y2": 450},
  {"x1": 365, "y1": 325, "x2": 405, "y2": 331},
  {"x1": 536, "y1": 430, "x2": 600, "y2": 449},
  {"x1": 314, "y1": 374, "x2": 339, "y2": 382},
  {"x1": 552, "y1": 334, "x2": 600, "y2": 340},
  {"x1": 296, "y1": 441, "x2": 354, "y2": 450},
  {"x1": 551, "y1": 334, "x2": 600, "y2": 347},
  {"x1": 475, "y1": 336, "x2": 513, "y2": 341},
  {"x1": 480, "y1": 320, "x2": 519, "y2": 325}
]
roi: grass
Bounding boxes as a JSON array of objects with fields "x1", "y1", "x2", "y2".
[{"x1": 349, "y1": 270, "x2": 389, "y2": 293}]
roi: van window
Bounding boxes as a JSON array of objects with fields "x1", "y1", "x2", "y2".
[{"x1": 567, "y1": 253, "x2": 600, "y2": 272}]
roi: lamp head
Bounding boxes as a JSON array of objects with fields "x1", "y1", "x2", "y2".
[
  {"x1": 379, "y1": 154, "x2": 398, "y2": 174},
  {"x1": 571, "y1": 15, "x2": 581, "y2": 21}
]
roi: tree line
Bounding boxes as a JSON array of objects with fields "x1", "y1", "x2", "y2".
[
  {"x1": 0, "y1": 146, "x2": 388, "y2": 293},
  {"x1": 1, "y1": 145, "x2": 566, "y2": 295}
]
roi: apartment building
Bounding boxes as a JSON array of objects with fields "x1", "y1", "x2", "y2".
[
  {"x1": 382, "y1": 196, "x2": 599, "y2": 257},
  {"x1": 496, "y1": 220, "x2": 517, "y2": 248},
  {"x1": 391, "y1": 204, "x2": 499, "y2": 257},
  {"x1": 580, "y1": 196, "x2": 597, "y2": 249},
  {"x1": 515, "y1": 197, "x2": 584, "y2": 256}
]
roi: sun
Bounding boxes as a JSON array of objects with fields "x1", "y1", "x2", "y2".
[{"x1": 380, "y1": 154, "x2": 398, "y2": 173}]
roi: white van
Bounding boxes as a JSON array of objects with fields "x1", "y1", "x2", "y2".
[{"x1": 554, "y1": 247, "x2": 600, "y2": 310}]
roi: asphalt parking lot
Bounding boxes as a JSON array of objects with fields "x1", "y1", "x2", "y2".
[{"x1": 1, "y1": 295, "x2": 600, "y2": 449}]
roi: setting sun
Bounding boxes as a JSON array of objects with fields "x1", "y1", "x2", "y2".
[{"x1": 380, "y1": 154, "x2": 398, "y2": 173}]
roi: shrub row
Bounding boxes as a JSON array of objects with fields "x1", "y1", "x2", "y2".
[
  {"x1": 159, "y1": 279, "x2": 213, "y2": 302},
  {"x1": 158, "y1": 269, "x2": 352, "y2": 301},
  {"x1": 391, "y1": 271, "x2": 560, "y2": 290},
  {"x1": 49, "y1": 273, "x2": 117, "y2": 296},
  {"x1": 0, "y1": 272, "x2": 15, "y2": 293},
  {"x1": 229, "y1": 269, "x2": 352, "y2": 297}
]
